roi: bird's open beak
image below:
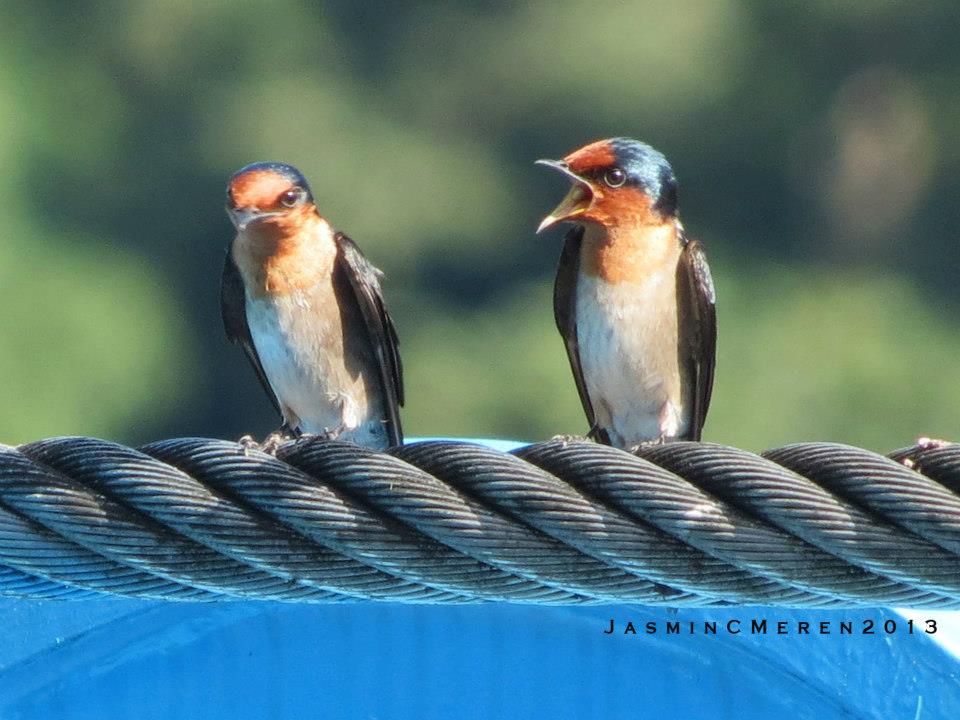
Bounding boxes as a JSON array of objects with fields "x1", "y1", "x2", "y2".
[
  {"x1": 535, "y1": 159, "x2": 595, "y2": 233},
  {"x1": 226, "y1": 206, "x2": 284, "y2": 231}
]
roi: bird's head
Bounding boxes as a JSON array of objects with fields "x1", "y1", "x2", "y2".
[
  {"x1": 536, "y1": 138, "x2": 678, "y2": 233},
  {"x1": 226, "y1": 162, "x2": 316, "y2": 232}
]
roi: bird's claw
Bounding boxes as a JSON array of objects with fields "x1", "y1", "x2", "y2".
[
  {"x1": 898, "y1": 436, "x2": 953, "y2": 469},
  {"x1": 628, "y1": 439, "x2": 664, "y2": 455},
  {"x1": 549, "y1": 434, "x2": 592, "y2": 447},
  {"x1": 238, "y1": 434, "x2": 260, "y2": 456},
  {"x1": 236, "y1": 429, "x2": 295, "y2": 456},
  {"x1": 307, "y1": 424, "x2": 347, "y2": 442},
  {"x1": 258, "y1": 431, "x2": 290, "y2": 455},
  {"x1": 917, "y1": 436, "x2": 951, "y2": 451}
]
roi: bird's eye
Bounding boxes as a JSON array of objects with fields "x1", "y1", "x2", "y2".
[
  {"x1": 603, "y1": 168, "x2": 627, "y2": 188},
  {"x1": 280, "y1": 187, "x2": 307, "y2": 208}
]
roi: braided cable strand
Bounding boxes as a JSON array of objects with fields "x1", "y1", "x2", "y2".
[
  {"x1": 403, "y1": 442, "x2": 838, "y2": 606},
  {"x1": 281, "y1": 440, "x2": 699, "y2": 605},
  {"x1": 518, "y1": 442, "x2": 954, "y2": 607},
  {"x1": 146, "y1": 438, "x2": 582, "y2": 605},
  {"x1": 0, "y1": 435, "x2": 957, "y2": 607}
]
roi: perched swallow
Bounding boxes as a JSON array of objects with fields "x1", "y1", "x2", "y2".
[
  {"x1": 537, "y1": 138, "x2": 716, "y2": 448},
  {"x1": 221, "y1": 162, "x2": 403, "y2": 449}
]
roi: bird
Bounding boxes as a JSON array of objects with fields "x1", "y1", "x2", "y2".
[
  {"x1": 536, "y1": 137, "x2": 716, "y2": 449},
  {"x1": 221, "y1": 161, "x2": 403, "y2": 450}
]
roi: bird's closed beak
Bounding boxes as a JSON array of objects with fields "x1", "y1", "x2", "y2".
[
  {"x1": 227, "y1": 206, "x2": 284, "y2": 231},
  {"x1": 535, "y1": 159, "x2": 595, "y2": 233}
]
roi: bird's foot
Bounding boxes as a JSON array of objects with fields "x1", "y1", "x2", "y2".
[
  {"x1": 549, "y1": 434, "x2": 592, "y2": 446},
  {"x1": 236, "y1": 426, "x2": 298, "y2": 456},
  {"x1": 917, "y1": 436, "x2": 951, "y2": 450},
  {"x1": 628, "y1": 438, "x2": 665, "y2": 455},
  {"x1": 898, "y1": 436, "x2": 952, "y2": 469},
  {"x1": 320, "y1": 424, "x2": 349, "y2": 442},
  {"x1": 238, "y1": 435, "x2": 260, "y2": 456},
  {"x1": 258, "y1": 431, "x2": 291, "y2": 455}
]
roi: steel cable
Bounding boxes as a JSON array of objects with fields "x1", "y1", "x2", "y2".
[{"x1": 0, "y1": 435, "x2": 953, "y2": 607}]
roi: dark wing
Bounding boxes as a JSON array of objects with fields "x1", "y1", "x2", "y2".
[
  {"x1": 221, "y1": 250, "x2": 283, "y2": 418},
  {"x1": 554, "y1": 226, "x2": 609, "y2": 444},
  {"x1": 334, "y1": 232, "x2": 404, "y2": 446},
  {"x1": 676, "y1": 235, "x2": 717, "y2": 441}
]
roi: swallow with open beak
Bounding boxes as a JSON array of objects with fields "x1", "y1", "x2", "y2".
[
  {"x1": 537, "y1": 138, "x2": 716, "y2": 448},
  {"x1": 221, "y1": 162, "x2": 403, "y2": 449}
]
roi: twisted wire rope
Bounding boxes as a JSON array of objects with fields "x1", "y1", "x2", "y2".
[{"x1": 0, "y1": 435, "x2": 956, "y2": 607}]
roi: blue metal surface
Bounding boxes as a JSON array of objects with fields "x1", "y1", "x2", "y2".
[
  {"x1": 0, "y1": 439, "x2": 956, "y2": 719},
  {"x1": 1, "y1": 601, "x2": 958, "y2": 719}
]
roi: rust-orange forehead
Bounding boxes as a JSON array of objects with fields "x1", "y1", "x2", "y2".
[
  {"x1": 564, "y1": 140, "x2": 616, "y2": 174},
  {"x1": 229, "y1": 170, "x2": 296, "y2": 209}
]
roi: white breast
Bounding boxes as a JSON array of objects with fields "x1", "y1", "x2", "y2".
[
  {"x1": 245, "y1": 284, "x2": 389, "y2": 449},
  {"x1": 575, "y1": 265, "x2": 686, "y2": 448}
]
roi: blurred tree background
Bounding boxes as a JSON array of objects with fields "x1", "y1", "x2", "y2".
[{"x1": 0, "y1": 0, "x2": 958, "y2": 452}]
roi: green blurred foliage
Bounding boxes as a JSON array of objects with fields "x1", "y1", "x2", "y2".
[{"x1": 0, "y1": 0, "x2": 958, "y2": 450}]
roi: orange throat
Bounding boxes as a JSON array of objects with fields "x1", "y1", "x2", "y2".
[
  {"x1": 232, "y1": 213, "x2": 336, "y2": 297},
  {"x1": 580, "y1": 221, "x2": 682, "y2": 284}
]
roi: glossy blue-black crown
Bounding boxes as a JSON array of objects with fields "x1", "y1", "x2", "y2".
[
  {"x1": 609, "y1": 138, "x2": 678, "y2": 216},
  {"x1": 228, "y1": 161, "x2": 314, "y2": 201}
]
